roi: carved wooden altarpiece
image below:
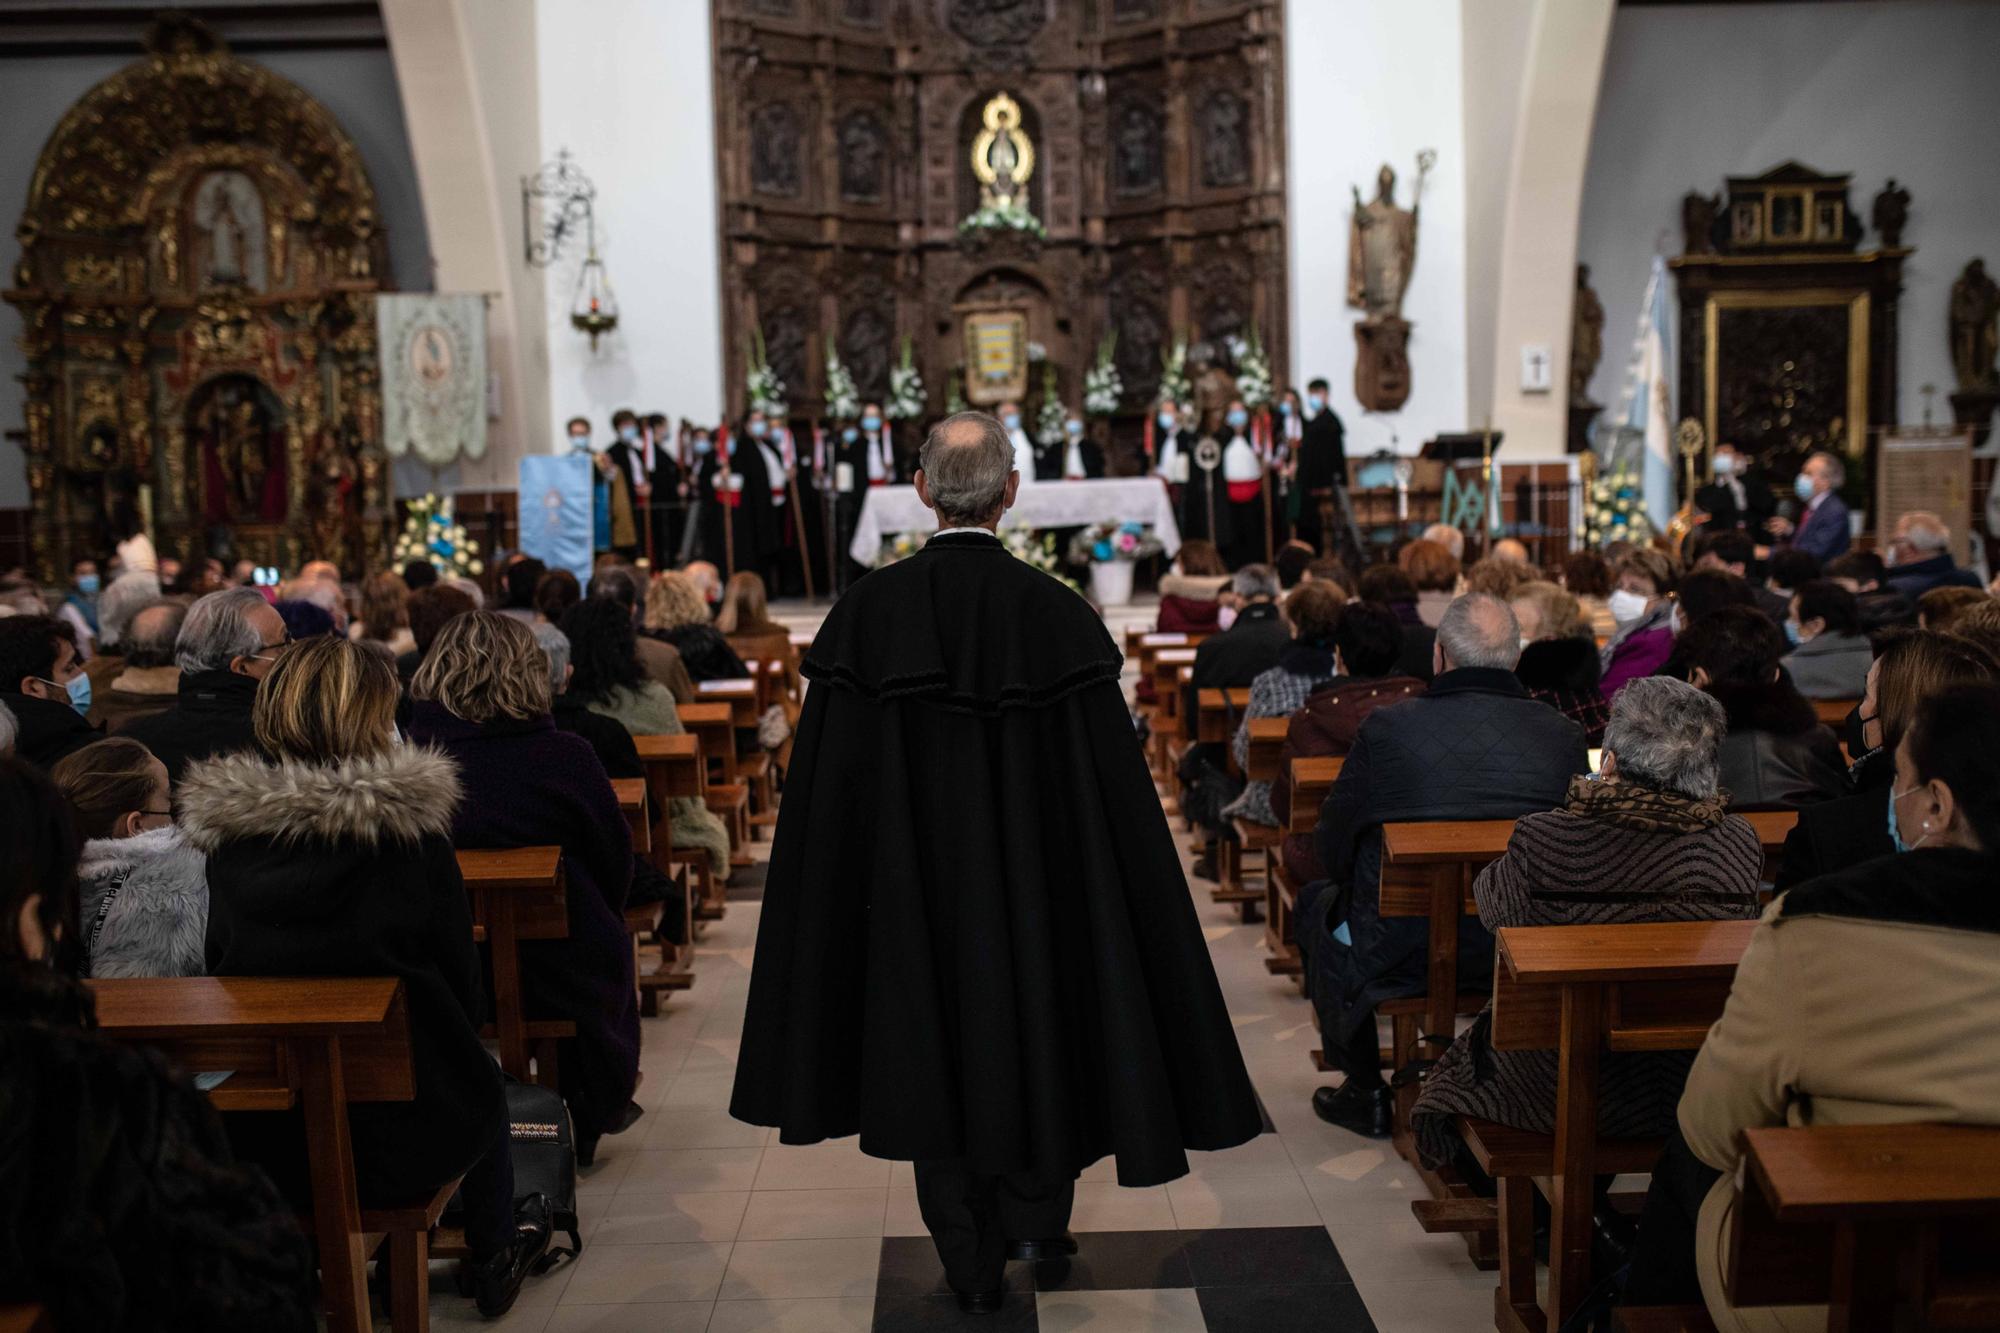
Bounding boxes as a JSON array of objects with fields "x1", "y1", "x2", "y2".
[
  {"x1": 712, "y1": 0, "x2": 1289, "y2": 473},
  {"x1": 5, "y1": 17, "x2": 390, "y2": 579},
  {"x1": 1670, "y1": 162, "x2": 1908, "y2": 502}
]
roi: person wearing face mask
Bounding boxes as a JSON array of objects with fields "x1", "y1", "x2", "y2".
[
  {"x1": 601, "y1": 408, "x2": 646, "y2": 556},
  {"x1": 641, "y1": 411, "x2": 687, "y2": 560},
  {"x1": 675, "y1": 423, "x2": 717, "y2": 563},
  {"x1": 1678, "y1": 605, "x2": 1844, "y2": 810},
  {"x1": 1635, "y1": 683, "x2": 2000, "y2": 1333},
  {"x1": 1763, "y1": 449, "x2": 1851, "y2": 562},
  {"x1": 565, "y1": 414, "x2": 616, "y2": 553},
  {"x1": 120, "y1": 587, "x2": 289, "y2": 785},
  {"x1": 1779, "y1": 579, "x2": 1871, "y2": 698},
  {"x1": 1156, "y1": 400, "x2": 1235, "y2": 551},
  {"x1": 1151, "y1": 400, "x2": 1189, "y2": 486},
  {"x1": 696, "y1": 410, "x2": 779, "y2": 579},
  {"x1": 834, "y1": 404, "x2": 901, "y2": 588},
  {"x1": 57, "y1": 557, "x2": 101, "y2": 663},
  {"x1": 1056, "y1": 411, "x2": 1102, "y2": 481},
  {"x1": 995, "y1": 399, "x2": 1037, "y2": 485},
  {"x1": 1772, "y1": 629, "x2": 1999, "y2": 893},
  {"x1": 1219, "y1": 399, "x2": 1269, "y2": 567},
  {"x1": 1691, "y1": 442, "x2": 1775, "y2": 535},
  {"x1": 0, "y1": 614, "x2": 98, "y2": 768},
  {"x1": 1291, "y1": 377, "x2": 1348, "y2": 556},
  {"x1": 1273, "y1": 387, "x2": 1305, "y2": 536},
  {"x1": 51, "y1": 737, "x2": 206, "y2": 978},
  {"x1": 1599, "y1": 548, "x2": 1681, "y2": 698}
]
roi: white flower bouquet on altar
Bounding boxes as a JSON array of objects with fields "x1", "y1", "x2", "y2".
[
  {"x1": 1228, "y1": 329, "x2": 1274, "y2": 411},
  {"x1": 746, "y1": 327, "x2": 788, "y2": 418},
  {"x1": 1586, "y1": 465, "x2": 1654, "y2": 544},
  {"x1": 1034, "y1": 363, "x2": 1066, "y2": 447},
  {"x1": 877, "y1": 531, "x2": 928, "y2": 567},
  {"x1": 1158, "y1": 336, "x2": 1191, "y2": 407},
  {"x1": 1000, "y1": 523, "x2": 1081, "y2": 592},
  {"x1": 957, "y1": 199, "x2": 1046, "y2": 240},
  {"x1": 393, "y1": 492, "x2": 483, "y2": 577},
  {"x1": 1083, "y1": 332, "x2": 1123, "y2": 417},
  {"x1": 823, "y1": 336, "x2": 860, "y2": 421},
  {"x1": 886, "y1": 336, "x2": 926, "y2": 421}
]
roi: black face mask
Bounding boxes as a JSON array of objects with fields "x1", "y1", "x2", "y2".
[{"x1": 1845, "y1": 702, "x2": 1874, "y2": 759}]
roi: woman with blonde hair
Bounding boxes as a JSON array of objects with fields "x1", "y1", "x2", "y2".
[
  {"x1": 644, "y1": 569, "x2": 747, "y2": 683},
  {"x1": 406, "y1": 611, "x2": 647, "y2": 1165},
  {"x1": 1510, "y1": 580, "x2": 1609, "y2": 744},
  {"x1": 348, "y1": 570, "x2": 414, "y2": 656},
  {"x1": 716, "y1": 571, "x2": 800, "y2": 707},
  {"x1": 180, "y1": 636, "x2": 550, "y2": 1316}
]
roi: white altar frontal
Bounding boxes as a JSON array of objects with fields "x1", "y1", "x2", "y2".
[{"x1": 849, "y1": 476, "x2": 1183, "y2": 565}]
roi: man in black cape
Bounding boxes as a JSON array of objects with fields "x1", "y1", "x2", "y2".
[
  {"x1": 730, "y1": 411, "x2": 1261, "y2": 1311},
  {"x1": 1292, "y1": 376, "x2": 1348, "y2": 555}
]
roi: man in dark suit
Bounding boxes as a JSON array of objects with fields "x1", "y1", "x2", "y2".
[
  {"x1": 1693, "y1": 442, "x2": 1776, "y2": 534},
  {"x1": 1766, "y1": 450, "x2": 1851, "y2": 563},
  {"x1": 1292, "y1": 377, "x2": 1348, "y2": 555}
]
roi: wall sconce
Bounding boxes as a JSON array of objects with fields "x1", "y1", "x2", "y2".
[{"x1": 523, "y1": 148, "x2": 619, "y2": 349}]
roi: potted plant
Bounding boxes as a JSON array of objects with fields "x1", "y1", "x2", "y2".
[{"x1": 1066, "y1": 521, "x2": 1163, "y2": 607}]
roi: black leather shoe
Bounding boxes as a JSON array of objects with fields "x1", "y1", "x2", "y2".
[
  {"x1": 473, "y1": 1195, "x2": 555, "y2": 1317},
  {"x1": 956, "y1": 1289, "x2": 1004, "y2": 1314},
  {"x1": 576, "y1": 1101, "x2": 646, "y2": 1168},
  {"x1": 1312, "y1": 1081, "x2": 1392, "y2": 1138},
  {"x1": 1006, "y1": 1234, "x2": 1078, "y2": 1262}
]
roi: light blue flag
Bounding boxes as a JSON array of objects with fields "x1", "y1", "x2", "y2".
[
  {"x1": 519, "y1": 454, "x2": 594, "y2": 589},
  {"x1": 1622, "y1": 256, "x2": 1677, "y2": 530}
]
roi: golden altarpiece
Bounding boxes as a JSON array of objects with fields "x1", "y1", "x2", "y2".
[{"x1": 5, "y1": 17, "x2": 389, "y2": 580}]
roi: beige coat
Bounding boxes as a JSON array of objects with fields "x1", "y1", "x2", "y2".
[{"x1": 1680, "y1": 867, "x2": 2000, "y2": 1332}]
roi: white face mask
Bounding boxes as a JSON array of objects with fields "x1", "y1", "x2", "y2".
[
  {"x1": 1217, "y1": 605, "x2": 1238, "y2": 631},
  {"x1": 1608, "y1": 589, "x2": 1650, "y2": 625}
]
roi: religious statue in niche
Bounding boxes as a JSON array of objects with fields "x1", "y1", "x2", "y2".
[
  {"x1": 1681, "y1": 190, "x2": 1722, "y2": 255},
  {"x1": 750, "y1": 103, "x2": 803, "y2": 198},
  {"x1": 190, "y1": 170, "x2": 268, "y2": 291},
  {"x1": 1198, "y1": 91, "x2": 1249, "y2": 190},
  {"x1": 971, "y1": 92, "x2": 1034, "y2": 210},
  {"x1": 1570, "y1": 264, "x2": 1604, "y2": 408},
  {"x1": 1951, "y1": 258, "x2": 1999, "y2": 392},
  {"x1": 1348, "y1": 152, "x2": 1431, "y2": 412},
  {"x1": 192, "y1": 374, "x2": 287, "y2": 524},
  {"x1": 838, "y1": 111, "x2": 888, "y2": 204},
  {"x1": 1112, "y1": 100, "x2": 1162, "y2": 198}
]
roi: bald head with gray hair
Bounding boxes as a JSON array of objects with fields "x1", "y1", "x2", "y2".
[
  {"x1": 531, "y1": 620, "x2": 572, "y2": 694},
  {"x1": 97, "y1": 570, "x2": 162, "y2": 650},
  {"x1": 1231, "y1": 563, "x2": 1280, "y2": 601},
  {"x1": 1601, "y1": 676, "x2": 1727, "y2": 800},
  {"x1": 917, "y1": 412, "x2": 1017, "y2": 528},
  {"x1": 1435, "y1": 592, "x2": 1521, "y2": 671}
]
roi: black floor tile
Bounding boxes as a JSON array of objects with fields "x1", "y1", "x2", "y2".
[
  {"x1": 1195, "y1": 1283, "x2": 1377, "y2": 1333},
  {"x1": 871, "y1": 1292, "x2": 1040, "y2": 1333},
  {"x1": 875, "y1": 1236, "x2": 1036, "y2": 1298},
  {"x1": 1181, "y1": 1224, "x2": 1353, "y2": 1288},
  {"x1": 1033, "y1": 1229, "x2": 1193, "y2": 1292}
]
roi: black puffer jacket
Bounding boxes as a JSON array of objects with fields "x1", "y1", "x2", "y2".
[
  {"x1": 1310, "y1": 668, "x2": 1587, "y2": 1048},
  {"x1": 0, "y1": 965, "x2": 316, "y2": 1331},
  {"x1": 1514, "y1": 637, "x2": 1610, "y2": 746}
]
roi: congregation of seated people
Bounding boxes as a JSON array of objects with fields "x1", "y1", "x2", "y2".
[
  {"x1": 0, "y1": 540, "x2": 794, "y2": 1325},
  {"x1": 1149, "y1": 503, "x2": 2000, "y2": 1328}
]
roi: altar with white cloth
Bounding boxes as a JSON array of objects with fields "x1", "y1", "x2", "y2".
[{"x1": 849, "y1": 476, "x2": 1182, "y2": 565}]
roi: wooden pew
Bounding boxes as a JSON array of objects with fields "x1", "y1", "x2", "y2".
[
  {"x1": 1469, "y1": 919, "x2": 1758, "y2": 1332},
  {"x1": 1193, "y1": 688, "x2": 1260, "y2": 916},
  {"x1": 695, "y1": 679, "x2": 774, "y2": 835},
  {"x1": 1810, "y1": 697, "x2": 1857, "y2": 729},
  {"x1": 678, "y1": 702, "x2": 751, "y2": 865},
  {"x1": 1149, "y1": 647, "x2": 1199, "y2": 780},
  {"x1": 611, "y1": 776, "x2": 649, "y2": 855},
  {"x1": 455, "y1": 847, "x2": 571, "y2": 1089},
  {"x1": 1284, "y1": 756, "x2": 1346, "y2": 836},
  {"x1": 89, "y1": 977, "x2": 425, "y2": 1333},
  {"x1": 1245, "y1": 716, "x2": 1289, "y2": 784},
  {"x1": 1262, "y1": 755, "x2": 1345, "y2": 981},
  {"x1": 630, "y1": 733, "x2": 706, "y2": 1008},
  {"x1": 1723, "y1": 1123, "x2": 2000, "y2": 1330}
]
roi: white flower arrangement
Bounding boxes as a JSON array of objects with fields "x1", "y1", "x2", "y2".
[
  {"x1": 957, "y1": 199, "x2": 1046, "y2": 240},
  {"x1": 878, "y1": 531, "x2": 928, "y2": 567},
  {"x1": 1158, "y1": 336, "x2": 1191, "y2": 408},
  {"x1": 746, "y1": 326, "x2": 787, "y2": 418},
  {"x1": 1083, "y1": 331, "x2": 1122, "y2": 417},
  {"x1": 886, "y1": 336, "x2": 926, "y2": 421},
  {"x1": 1586, "y1": 466, "x2": 1655, "y2": 545},
  {"x1": 1000, "y1": 522, "x2": 1081, "y2": 593},
  {"x1": 1228, "y1": 328, "x2": 1274, "y2": 412},
  {"x1": 823, "y1": 335, "x2": 860, "y2": 422},
  {"x1": 944, "y1": 373, "x2": 967, "y2": 416},
  {"x1": 392, "y1": 492, "x2": 483, "y2": 577},
  {"x1": 1034, "y1": 363, "x2": 1066, "y2": 448}
]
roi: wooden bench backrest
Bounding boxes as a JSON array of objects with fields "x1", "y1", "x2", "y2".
[
  {"x1": 1488, "y1": 920, "x2": 1756, "y2": 1053},
  {"x1": 1285, "y1": 755, "x2": 1344, "y2": 835}
]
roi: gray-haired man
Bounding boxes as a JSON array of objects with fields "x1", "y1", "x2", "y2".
[
  {"x1": 731, "y1": 412, "x2": 1261, "y2": 1312},
  {"x1": 121, "y1": 587, "x2": 288, "y2": 783}
]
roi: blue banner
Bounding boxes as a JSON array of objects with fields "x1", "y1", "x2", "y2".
[{"x1": 518, "y1": 454, "x2": 594, "y2": 589}]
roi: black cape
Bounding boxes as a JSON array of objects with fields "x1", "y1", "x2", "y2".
[{"x1": 729, "y1": 530, "x2": 1261, "y2": 1185}]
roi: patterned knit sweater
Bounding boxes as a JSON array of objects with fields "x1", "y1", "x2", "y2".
[{"x1": 1410, "y1": 788, "x2": 1763, "y2": 1168}]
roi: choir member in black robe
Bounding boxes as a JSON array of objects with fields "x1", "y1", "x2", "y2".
[
  {"x1": 731, "y1": 411, "x2": 1262, "y2": 1311},
  {"x1": 1044, "y1": 410, "x2": 1103, "y2": 481},
  {"x1": 1157, "y1": 406, "x2": 1233, "y2": 551},
  {"x1": 1292, "y1": 377, "x2": 1348, "y2": 555},
  {"x1": 696, "y1": 413, "x2": 779, "y2": 580},
  {"x1": 833, "y1": 403, "x2": 902, "y2": 590},
  {"x1": 641, "y1": 412, "x2": 689, "y2": 564},
  {"x1": 602, "y1": 408, "x2": 647, "y2": 557}
]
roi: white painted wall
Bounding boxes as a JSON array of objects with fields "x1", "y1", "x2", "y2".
[
  {"x1": 536, "y1": 0, "x2": 723, "y2": 450},
  {"x1": 1460, "y1": 0, "x2": 1536, "y2": 424},
  {"x1": 1285, "y1": 0, "x2": 1469, "y2": 460},
  {"x1": 1579, "y1": 0, "x2": 2000, "y2": 426},
  {"x1": 0, "y1": 44, "x2": 432, "y2": 508}
]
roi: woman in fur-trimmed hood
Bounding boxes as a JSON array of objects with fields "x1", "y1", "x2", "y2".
[{"x1": 178, "y1": 637, "x2": 549, "y2": 1315}]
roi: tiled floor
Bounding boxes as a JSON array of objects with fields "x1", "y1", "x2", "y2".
[{"x1": 423, "y1": 596, "x2": 1493, "y2": 1330}]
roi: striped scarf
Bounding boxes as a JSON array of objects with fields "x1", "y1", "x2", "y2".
[{"x1": 1562, "y1": 774, "x2": 1726, "y2": 833}]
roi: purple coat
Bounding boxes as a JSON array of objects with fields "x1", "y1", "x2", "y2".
[
  {"x1": 1601, "y1": 625, "x2": 1675, "y2": 699},
  {"x1": 406, "y1": 704, "x2": 639, "y2": 1138}
]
